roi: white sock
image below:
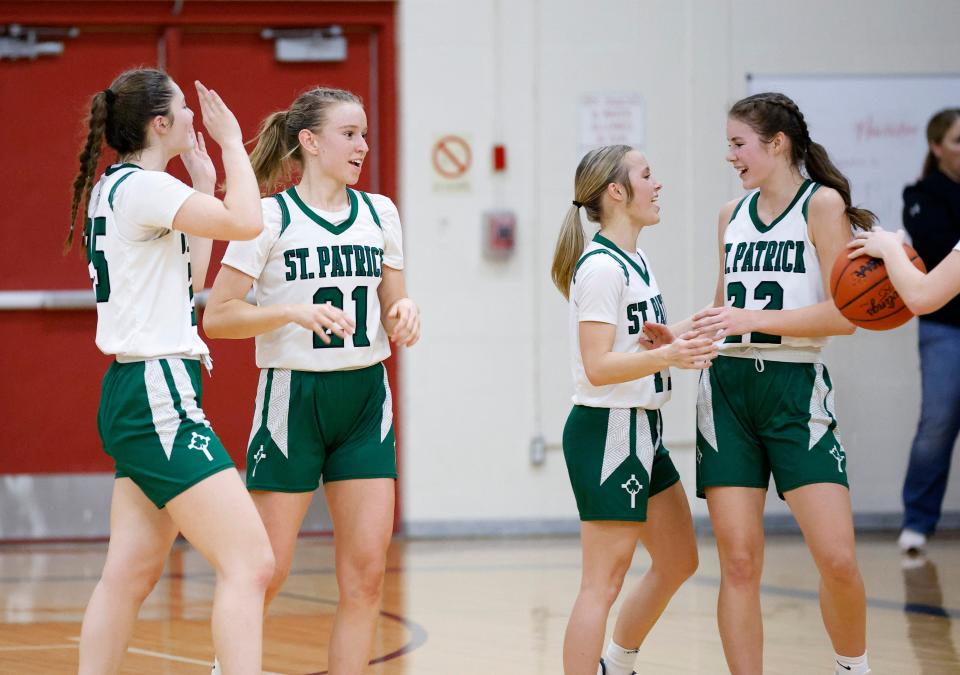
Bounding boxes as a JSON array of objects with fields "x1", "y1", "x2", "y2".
[
  {"x1": 835, "y1": 651, "x2": 870, "y2": 674},
  {"x1": 603, "y1": 640, "x2": 639, "y2": 675}
]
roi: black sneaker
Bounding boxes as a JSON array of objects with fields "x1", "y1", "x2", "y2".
[{"x1": 598, "y1": 657, "x2": 636, "y2": 675}]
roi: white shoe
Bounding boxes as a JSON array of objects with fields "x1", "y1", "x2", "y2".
[
  {"x1": 211, "y1": 657, "x2": 221, "y2": 675},
  {"x1": 898, "y1": 528, "x2": 927, "y2": 553}
]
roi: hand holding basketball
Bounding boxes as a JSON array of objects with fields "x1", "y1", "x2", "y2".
[{"x1": 831, "y1": 230, "x2": 926, "y2": 330}]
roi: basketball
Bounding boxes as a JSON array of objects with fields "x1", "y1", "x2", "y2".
[{"x1": 830, "y1": 244, "x2": 927, "y2": 330}]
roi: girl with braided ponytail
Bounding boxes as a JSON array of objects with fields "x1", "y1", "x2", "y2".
[
  {"x1": 69, "y1": 68, "x2": 273, "y2": 675},
  {"x1": 692, "y1": 92, "x2": 871, "y2": 675},
  {"x1": 551, "y1": 146, "x2": 715, "y2": 675},
  {"x1": 203, "y1": 86, "x2": 419, "y2": 674}
]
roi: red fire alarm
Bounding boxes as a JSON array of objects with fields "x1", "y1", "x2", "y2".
[
  {"x1": 493, "y1": 144, "x2": 507, "y2": 172},
  {"x1": 483, "y1": 210, "x2": 516, "y2": 258}
]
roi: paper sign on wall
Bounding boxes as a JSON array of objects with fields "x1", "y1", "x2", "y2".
[{"x1": 578, "y1": 93, "x2": 645, "y2": 158}]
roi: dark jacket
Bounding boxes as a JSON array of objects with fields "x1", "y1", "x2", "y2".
[{"x1": 903, "y1": 167, "x2": 960, "y2": 326}]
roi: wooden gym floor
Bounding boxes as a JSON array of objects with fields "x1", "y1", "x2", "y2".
[{"x1": 1, "y1": 533, "x2": 958, "y2": 673}]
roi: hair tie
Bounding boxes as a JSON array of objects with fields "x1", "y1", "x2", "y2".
[
  {"x1": 572, "y1": 200, "x2": 583, "y2": 208},
  {"x1": 102, "y1": 89, "x2": 116, "y2": 106}
]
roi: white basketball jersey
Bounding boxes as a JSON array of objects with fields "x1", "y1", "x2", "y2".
[
  {"x1": 221, "y1": 186, "x2": 404, "y2": 371},
  {"x1": 85, "y1": 164, "x2": 207, "y2": 361},
  {"x1": 721, "y1": 179, "x2": 827, "y2": 350},
  {"x1": 569, "y1": 233, "x2": 672, "y2": 409}
]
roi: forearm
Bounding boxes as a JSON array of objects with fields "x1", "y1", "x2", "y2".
[
  {"x1": 750, "y1": 301, "x2": 855, "y2": 337},
  {"x1": 203, "y1": 299, "x2": 293, "y2": 339},
  {"x1": 188, "y1": 236, "x2": 213, "y2": 293},
  {"x1": 881, "y1": 247, "x2": 939, "y2": 314},
  {"x1": 585, "y1": 349, "x2": 669, "y2": 386},
  {"x1": 220, "y1": 141, "x2": 262, "y2": 226}
]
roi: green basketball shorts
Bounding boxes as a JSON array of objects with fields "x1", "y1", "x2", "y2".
[
  {"x1": 98, "y1": 358, "x2": 234, "y2": 509},
  {"x1": 696, "y1": 353, "x2": 849, "y2": 499},
  {"x1": 245, "y1": 362, "x2": 396, "y2": 492},
  {"x1": 562, "y1": 405, "x2": 680, "y2": 522}
]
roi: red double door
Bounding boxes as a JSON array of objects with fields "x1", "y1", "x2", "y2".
[{"x1": 0, "y1": 2, "x2": 398, "y2": 515}]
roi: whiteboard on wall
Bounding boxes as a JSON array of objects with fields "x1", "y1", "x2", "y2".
[{"x1": 747, "y1": 74, "x2": 960, "y2": 231}]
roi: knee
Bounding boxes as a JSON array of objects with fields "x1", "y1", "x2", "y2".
[
  {"x1": 819, "y1": 553, "x2": 861, "y2": 587},
  {"x1": 339, "y1": 553, "x2": 387, "y2": 606},
  {"x1": 100, "y1": 557, "x2": 165, "y2": 603},
  {"x1": 720, "y1": 550, "x2": 762, "y2": 588},
  {"x1": 222, "y1": 545, "x2": 276, "y2": 592},
  {"x1": 676, "y1": 547, "x2": 700, "y2": 582},
  {"x1": 267, "y1": 558, "x2": 292, "y2": 596},
  {"x1": 580, "y1": 568, "x2": 628, "y2": 609}
]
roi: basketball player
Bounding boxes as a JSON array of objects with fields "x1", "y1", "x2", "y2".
[
  {"x1": 550, "y1": 145, "x2": 715, "y2": 675},
  {"x1": 691, "y1": 93, "x2": 872, "y2": 675},
  {"x1": 202, "y1": 87, "x2": 419, "y2": 675},
  {"x1": 68, "y1": 69, "x2": 274, "y2": 675}
]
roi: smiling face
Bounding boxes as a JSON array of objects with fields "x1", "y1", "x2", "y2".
[
  {"x1": 725, "y1": 116, "x2": 781, "y2": 190},
  {"x1": 308, "y1": 102, "x2": 369, "y2": 185},
  {"x1": 618, "y1": 150, "x2": 662, "y2": 226},
  {"x1": 932, "y1": 117, "x2": 960, "y2": 182}
]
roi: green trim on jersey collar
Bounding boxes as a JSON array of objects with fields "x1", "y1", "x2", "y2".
[
  {"x1": 573, "y1": 249, "x2": 630, "y2": 286},
  {"x1": 286, "y1": 185, "x2": 359, "y2": 235},
  {"x1": 749, "y1": 178, "x2": 812, "y2": 233},
  {"x1": 359, "y1": 191, "x2": 382, "y2": 228},
  {"x1": 105, "y1": 163, "x2": 142, "y2": 176},
  {"x1": 592, "y1": 232, "x2": 650, "y2": 285},
  {"x1": 107, "y1": 170, "x2": 140, "y2": 211},
  {"x1": 801, "y1": 182, "x2": 822, "y2": 221},
  {"x1": 273, "y1": 192, "x2": 292, "y2": 235}
]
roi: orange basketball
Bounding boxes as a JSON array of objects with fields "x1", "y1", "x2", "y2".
[{"x1": 830, "y1": 244, "x2": 927, "y2": 330}]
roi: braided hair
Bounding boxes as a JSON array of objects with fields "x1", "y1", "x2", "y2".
[
  {"x1": 67, "y1": 68, "x2": 174, "y2": 251},
  {"x1": 729, "y1": 92, "x2": 875, "y2": 231}
]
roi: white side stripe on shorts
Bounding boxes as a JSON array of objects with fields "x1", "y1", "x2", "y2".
[
  {"x1": 635, "y1": 412, "x2": 655, "y2": 481},
  {"x1": 697, "y1": 372, "x2": 718, "y2": 452},
  {"x1": 144, "y1": 360, "x2": 179, "y2": 460},
  {"x1": 381, "y1": 369, "x2": 393, "y2": 442},
  {"x1": 247, "y1": 369, "x2": 269, "y2": 452},
  {"x1": 601, "y1": 409, "x2": 630, "y2": 485},
  {"x1": 808, "y1": 363, "x2": 841, "y2": 450},
  {"x1": 167, "y1": 359, "x2": 210, "y2": 428},
  {"x1": 266, "y1": 369, "x2": 291, "y2": 457}
]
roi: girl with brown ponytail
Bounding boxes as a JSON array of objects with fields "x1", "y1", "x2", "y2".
[
  {"x1": 692, "y1": 92, "x2": 871, "y2": 675},
  {"x1": 551, "y1": 145, "x2": 716, "y2": 675},
  {"x1": 203, "y1": 86, "x2": 419, "y2": 674},
  {"x1": 70, "y1": 68, "x2": 273, "y2": 675}
]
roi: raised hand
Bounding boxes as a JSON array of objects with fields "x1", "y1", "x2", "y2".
[
  {"x1": 194, "y1": 81, "x2": 243, "y2": 147},
  {"x1": 180, "y1": 130, "x2": 216, "y2": 194},
  {"x1": 386, "y1": 298, "x2": 420, "y2": 347}
]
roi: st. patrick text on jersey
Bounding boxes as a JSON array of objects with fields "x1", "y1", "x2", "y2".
[
  {"x1": 724, "y1": 240, "x2": 807, "y2": 274},
  {"x1": 284, "y1": 245, "x2": 384, "y2": 281}
]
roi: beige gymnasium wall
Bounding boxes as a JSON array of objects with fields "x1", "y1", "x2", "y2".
[{"x1": 396, "y1": 0, "x2": 960, "y2": 533}]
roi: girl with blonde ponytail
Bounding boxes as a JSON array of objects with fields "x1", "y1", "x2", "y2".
[
  {"x1": 203, "y1": 86, "x2": 419, "y2": 674},
  {"x1": 552, "y1": 145, "x2": 716, "y2": 675},
  {"x1": 70, "y1": 68, "x2": 273, "y2": 675}
]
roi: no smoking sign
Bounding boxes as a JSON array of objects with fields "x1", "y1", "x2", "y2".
[{"x1": 432, "y1": 135, "x2": 472, "y2": 180}]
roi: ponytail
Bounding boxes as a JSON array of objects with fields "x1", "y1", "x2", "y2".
[
  {"x1": 249, "y1": 110, "x2": 293, "y2": 192},
  {"x1": 249, "y1": 86, "x2": 363, "y2": 194},
  {"x1": 805, "y1": 141, "x2": 876, "y2": 231},
  {"x1": 551, "y1": 205, "x2": 587, "y2": 299},
  {"x1": 67, "y1": 91, "x2": 109, "y2": 251},
  {"x1": 550, "y1": 144, "x2": 633, "y2": 299}
]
